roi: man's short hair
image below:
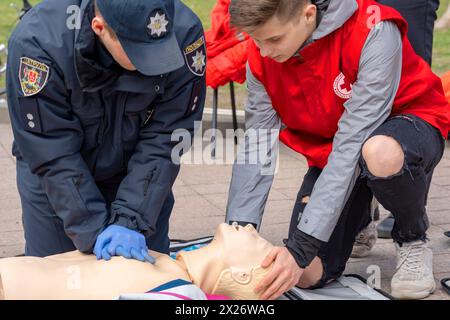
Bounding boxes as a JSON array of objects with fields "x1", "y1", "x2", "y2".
[{"x1": 229, "y1": 0, "x2": 309, "y2": 31}]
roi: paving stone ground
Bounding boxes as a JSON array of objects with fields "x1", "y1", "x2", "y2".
[{"x1": 1, "y1": 123, "x2": 449, "y2": 300}]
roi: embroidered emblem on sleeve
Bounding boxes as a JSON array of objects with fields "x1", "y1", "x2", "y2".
[
  {"x1": 184, "y1": 36, "x2": 206, "y2": 77},
  {"x1": 19, "y1": 57, "x2": 50, "y2": 97}
]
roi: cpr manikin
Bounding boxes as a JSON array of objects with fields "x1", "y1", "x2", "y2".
[{"x1": 0, "y1": 224, "x2": 273, "y2": 300}]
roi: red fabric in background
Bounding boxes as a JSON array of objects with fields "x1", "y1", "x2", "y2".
[
  {"x1": 205, "y1": 0, "x2": 249, "y2": 89},
  {"x1": 443, "y1": 71, "x2": 450, "y2": 104}
]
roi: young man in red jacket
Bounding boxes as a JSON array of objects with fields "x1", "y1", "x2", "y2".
[{"x1": 225, "y1": 0, "x2": 450, "y2": 299}]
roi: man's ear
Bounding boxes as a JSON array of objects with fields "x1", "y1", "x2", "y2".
[
  {"x1": 91, "y1": 16, "x2": 105, "y2": 37},
  {"x1": 303, "y1": 4, "x2": 318, "y2": 25}
]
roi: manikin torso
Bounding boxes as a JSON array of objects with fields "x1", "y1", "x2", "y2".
[
  {"x1": 0, "y1": 224, "x2": 273, "y2": 300},
  {"x1": 0, "y1": 251, "x2": 191, "y2": 300}
]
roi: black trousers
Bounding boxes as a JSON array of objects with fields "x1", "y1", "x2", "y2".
[
  {"x1": 289, "y1": 115, "x2": 445, "y2": 288},
  {"x1": 377, "y1": 0, "x2": 440, "y2": 65}
]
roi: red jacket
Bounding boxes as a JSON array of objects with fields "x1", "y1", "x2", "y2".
[
  {"x1": 205, "y1": 0, "x2": 249, "y2": 89},
  {"x1": 249, "y1": 0, "x2": 450, "y2": 168}
]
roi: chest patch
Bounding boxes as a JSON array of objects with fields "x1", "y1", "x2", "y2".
[
  {"x1": 19, "y1": 57, "x2": 50, "y2": 97},
  {"x1": 333, "y1": 72, "x2": 352, "y2": 100}
]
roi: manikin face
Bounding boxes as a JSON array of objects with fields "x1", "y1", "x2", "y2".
[
  {"x1": 248, "y1": 3, "x2": 318, "y2": 63},
  {"x1": 209, "y1": 224, "x2": 274, "y2": 299},
  {"x1": 212, "y1": 223, "x2": 273, "y2": 268},
  {"x1": 91, "y1": 15, "x2": 137, "y2": 72}
]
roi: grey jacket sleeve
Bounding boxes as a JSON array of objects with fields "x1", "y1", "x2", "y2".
[
  {"x1": 225, "y1": 63, "x2": 281, "y2": 228},
  {"x1": 298, "y1": 21, "x2": 403, "y2": 242}
]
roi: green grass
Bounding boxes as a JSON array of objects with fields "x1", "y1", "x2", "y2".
[
  {"x1": 0, "y1": 0, "x2": 40, "y2": 91},
  {"x1": 181, "y1": 0, "x2": 216, "y2": 30},
  {"x1": 433, "y1": 0, "x2": 450, "y2": 75},
  {"x1": 0, "y1": 0, "x2": 39, "y2": 45}
]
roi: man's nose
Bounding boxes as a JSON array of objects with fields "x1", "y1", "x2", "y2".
[{"x1": 259, "y1": 44, "x2": 272, "y2": 58}]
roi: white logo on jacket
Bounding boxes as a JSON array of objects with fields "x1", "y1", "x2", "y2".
[{"x1": 333, "y1": 72, "x2": 352, "y2": 99}]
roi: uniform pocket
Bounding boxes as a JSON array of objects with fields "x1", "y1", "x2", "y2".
[
  {"x1": 137, "y1": 167, "x2": 158, "y2": 214},
  {"x1": 67, "y1": 174, "x2": 89, "y2": 217},
  {"x1": 74, "y1": 97, "x2": 105, "y2": 151},
  {"x1": 124, "y1": 93, "x2": 155, "y2": 115}
]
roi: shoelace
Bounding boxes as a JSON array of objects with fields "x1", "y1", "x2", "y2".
[
  {"x1": 398, "y1": 244, "x2": 426, "y2": 275},
  {"x1": 355, "y1": 232, "x2": 368, "y2": 245},
  {"x1": 355, "y1": 225, "x2": 374, "y2": 245}
]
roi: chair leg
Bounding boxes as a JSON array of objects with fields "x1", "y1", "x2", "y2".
[
  {"x1": 229, "y1": 82, "x2": 238, "y2": 145},
  {"x1": 211, "y1": 88, "x2": 219, "y2": 158}
]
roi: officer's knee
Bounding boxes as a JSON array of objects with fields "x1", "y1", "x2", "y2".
[{"x1": 362, "y1": 135, "x2": 404, "y2": 178}]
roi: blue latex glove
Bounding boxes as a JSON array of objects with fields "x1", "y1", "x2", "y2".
[{"x1": 94, "y1": 225, "x2": 155, "y2": 264}]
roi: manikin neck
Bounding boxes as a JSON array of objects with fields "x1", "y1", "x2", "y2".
[{"x1": 177, "y1": 241, "x2": 225, "y2": 293}]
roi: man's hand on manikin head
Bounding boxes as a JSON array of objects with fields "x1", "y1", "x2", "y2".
[{"x1": 254, "y1": 247, "x2": 304, "y2": 300}]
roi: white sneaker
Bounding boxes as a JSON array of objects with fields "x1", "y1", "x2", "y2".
[
  {"x1": 351, "y1": 220, "x2": 377, "y2": 258},
  {"x1": 391, "y1": 240, "x2": 436, "y2": 300}
]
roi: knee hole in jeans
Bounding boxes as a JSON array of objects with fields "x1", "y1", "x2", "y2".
[{"x1": 362, "y1": 135, "x2": 405, "y2": 178}]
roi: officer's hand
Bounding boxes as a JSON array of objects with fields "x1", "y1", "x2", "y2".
[
  {"x1": 254, "y1": 247, "x2": 304, "y2": 300},
  {"x1": 94, "y1": 225, "x2": 155, "y2": 264}
]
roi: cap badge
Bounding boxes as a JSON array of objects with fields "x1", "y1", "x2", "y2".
[{"x1": 147, "y1": 11, "x2": 169, "y2": 38}]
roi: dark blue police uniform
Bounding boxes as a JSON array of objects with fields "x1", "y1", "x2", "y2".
[{"x1": 6, "y1": 0, "x2": 206, "y2": 257}]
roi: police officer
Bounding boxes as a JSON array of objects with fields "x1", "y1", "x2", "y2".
[{"x1": 6, "y1": 0, "x2": 206, "y2": 261}]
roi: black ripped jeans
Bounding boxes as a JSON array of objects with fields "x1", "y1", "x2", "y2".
[{"x1": 289, "y1": 114, "x2": 445, "y2": 287}]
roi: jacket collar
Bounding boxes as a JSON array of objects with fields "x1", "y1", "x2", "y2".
[
  {"x1": 74, "y1": 0, "x2": 121, "y2": 92},
  {"x1": 293, "y1": 0, "x2": 358, "y2": 58}
]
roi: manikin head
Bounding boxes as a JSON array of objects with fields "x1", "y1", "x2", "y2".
[
  {"x1": 177, "y1": 223, "x2": 275, "y2": 300},
  {"x1": 229, "y1": 0, "x2": 318, "y2": 63}
]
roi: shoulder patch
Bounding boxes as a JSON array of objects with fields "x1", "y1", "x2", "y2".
[
  {"x1": 19, "y1": 57, "x2": 50, "y2": 97},
  {"x1": 184, "y1": 36, "x2": 206, "y2": 77}
]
